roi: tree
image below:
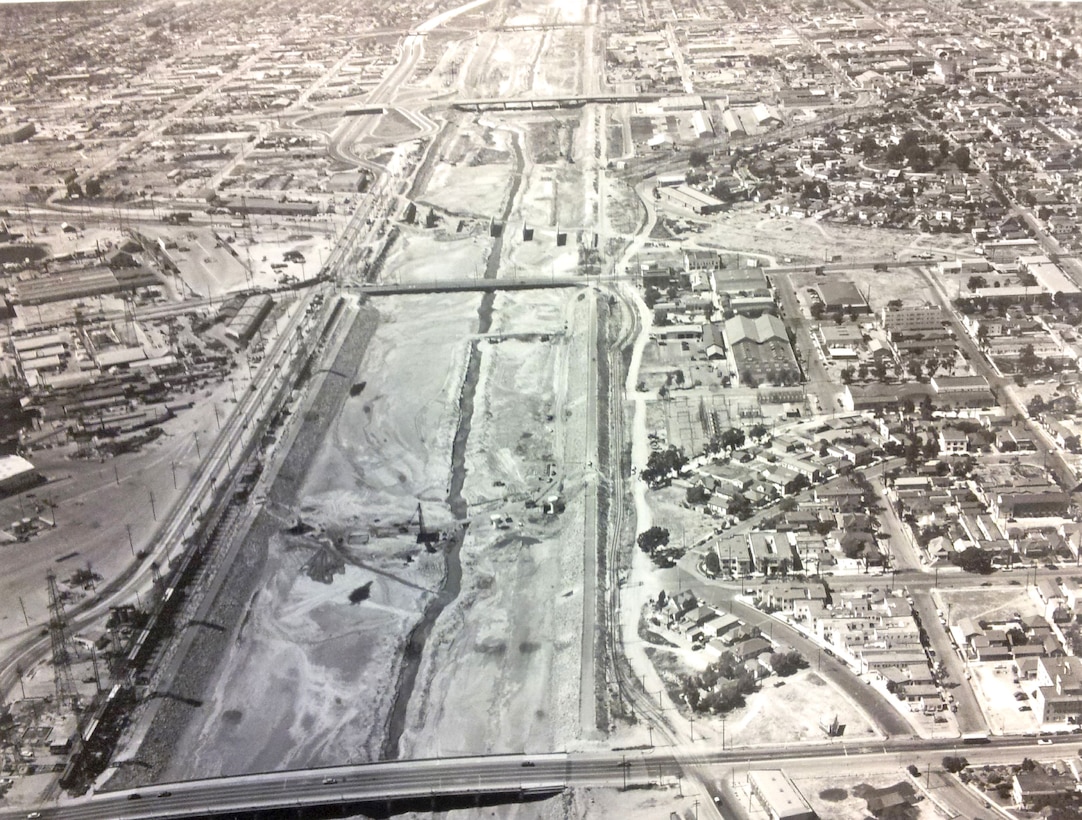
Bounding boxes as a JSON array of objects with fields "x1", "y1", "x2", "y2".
[
  {"x1": 942, "y1": 755, "x2": 968, "y2": 774},
  {"x1": 686, "y1": 484, "x2": 710, "y2": 505},
  {"x1": 719, "y1": 427, "x2": 746, "y2": 451},
  {"x1": 642, "y1": 446, "x2": 688, "y2": 487},
  {"x1": 689, "y1": 149, "x2": 709, "y2": 167},
  {"x1": 1019, "y1": 343, "x2": 1040, "y2": 374},
  {"x1": 858, "y1": 134, "x2": 879, "y2": 156},
  {"x1": 728, "y1": 493, "x2": 754, "y2": 520},
  {"x1": 749, "y1": 422, "x2": 768, "y2": 440},
  {"x1": 951, "y1": 547, "x2": 993, "y2": 574},
  {"x1": 841, "y1": 366, "x2": 855, "y2": 384},
  {"x1": 913, "y1": 397, "x2": 931, "y2": 423},
  {"x1": 772, "y1": 650, "x2": 808, "y2": 677},
  {"x1": 953, "y1": 145, "x2": 971, "y2": 172},
  {"x1": 952, "y1": 457, "x2": 974, "y2": 479},
  {"x1": 637, "y1": 526, "x2": 671, "y2": 554},
  {"x1": 1027, "y1": 395, "x2": 1046, "y2": 417},
  {"x1": 922, "y1": 434, "x2": 940, "y2": 460},
  {"x1": 704, "y1": 551, "x2": 722, "y2": 576}
]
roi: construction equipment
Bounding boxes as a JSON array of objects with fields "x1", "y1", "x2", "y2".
[{"x1": 413, "y1": 503, "x2": 441, "y2": 547}]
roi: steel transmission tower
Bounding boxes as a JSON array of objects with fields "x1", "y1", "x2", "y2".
[{"x1": 46, "y1": 572, "x2": 78, "y2": 707}]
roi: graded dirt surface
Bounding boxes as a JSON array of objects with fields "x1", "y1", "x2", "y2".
[
  {"x1": 374, "y1": 226, "x2": 492, "y2": 285},
  {"x1": 398, "y1": 287, "x2": 592, "y2": 757},
  {"x1": 674, "y1": 203, "x2": 976, "y2": 267},
  {"x1": 164, "y1": 293, "x2": 478, "y2": 775}
]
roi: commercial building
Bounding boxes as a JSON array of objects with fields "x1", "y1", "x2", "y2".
[
  {"x1": 1018, "y1": 255, "x2": 1080, "y2": 296},
  {"x1": 1034, "y1": 656, "x2": 1082, "y2": 724},
  {"x1": 747, "y1": 770, "x2": 817, "y2": 820},
  {"x1": 814, "y1": 280, "x2": 870, "y2": 314},
  {"x1": 746, "y1": 531, "x2": 798, "y2": 575},
  {"x1": 880, "y1": 304, "x2": 944, "y2": 333}
]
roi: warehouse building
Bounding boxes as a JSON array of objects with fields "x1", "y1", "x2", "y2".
[
  {"x1": 0, "y1": 455, "x2": 41, "y2": 495},
  {"x1": 225, "y1": 294, "x2": 274, "y2": 344},
  {"x1": 656, "y1": 184, "x2": 727, "y2": 215}
]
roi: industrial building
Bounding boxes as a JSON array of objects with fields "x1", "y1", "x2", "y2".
[
  {"x1": 225, "y1": 293, "x2": 274, "y2": 343},
  {"x1": 656, "y1": 184, "x2": 727, "y2": 215},
  {"x1": 0, "y1": 122, "x2": 35, "y2": 144},
  {"x1": 724, "y1": 313, "x2": 801, "y2": 387},
  {"x1": 222, "y1": 197, "x2": 319, "y2": 217},
  {"x1": 0, "y1": 455, "x2": 41, "y2": 495},
  {"x1": 14, "y1": 266, "x2": 159, "y2": 306},
  {"x1": 747, "y1": 769, "x2": 817, "y2": 820}
]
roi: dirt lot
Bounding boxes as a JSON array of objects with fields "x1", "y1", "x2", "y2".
[
  {"x1": 788, "y1": 265, "x2": 935, "y2": 311},
  {"x1": 935, "y1": 585, "x2": 1037, "y2": 626}
]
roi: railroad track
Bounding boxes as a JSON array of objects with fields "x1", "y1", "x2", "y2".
[{"x1": 599, "y1": 286, "x2": 679, "y2": 745}]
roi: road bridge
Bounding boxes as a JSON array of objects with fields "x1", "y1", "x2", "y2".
[
  {"x1": 453, "y1": 93, "x2": 660, "y2": 111},
  {"x1": 4, "y1": 735, "x2": 1075, "y2": 820},
  {"x1": 358, "y1": 277, "x2": 584, "y2": 295}
]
